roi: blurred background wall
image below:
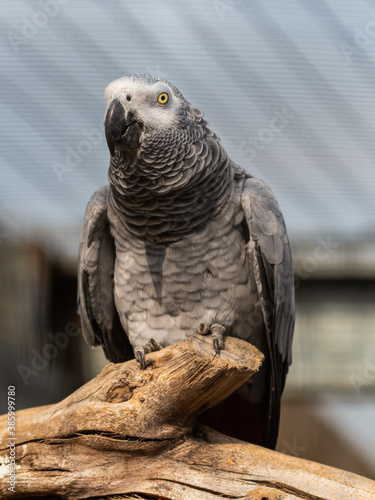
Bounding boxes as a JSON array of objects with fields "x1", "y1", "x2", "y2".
[{"x1": 1, "y1": 0, "x2": 374, "y2": 479}]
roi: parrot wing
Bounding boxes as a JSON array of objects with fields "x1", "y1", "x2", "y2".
[
  {"x1": 241, "y1": 175, "x2": 295, "y2": 449},
  {"x1": 77, "y1": 185, "x2": 133, "y2": 363}
]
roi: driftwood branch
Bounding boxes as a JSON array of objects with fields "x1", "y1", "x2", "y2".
[{"x1": 1, "y1": 334, "x2": 374, "y2": 499}]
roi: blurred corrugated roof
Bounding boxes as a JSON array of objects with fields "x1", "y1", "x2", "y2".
[{"x1": 1, "y1": 0, "x2": 375, "y2": 258}]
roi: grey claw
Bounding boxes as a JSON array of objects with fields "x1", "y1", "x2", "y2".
[
  {"x1": 135, "y1": 339, "x2": 162, "y2": 369},
  {"x1": 198, "y1": 323, "x2": 210, "y2": 335},
  {"x1": 149, "y1": 338, "x2": 162, "y2": 352},
  {"x1": 213, "y1": 337, "x2": 220, "y2": 355},
  {"x1": 135, "y1": 348, "x2": 146, "y2": 369},
  {"x1": 211, "y1": 324, "x2": 226, "y2": 354}
]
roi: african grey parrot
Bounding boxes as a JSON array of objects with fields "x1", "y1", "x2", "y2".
[{"x1": 78, "y1": 74, "x2": 294, "y2": 449}]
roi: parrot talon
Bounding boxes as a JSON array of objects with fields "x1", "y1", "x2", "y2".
[
  {"x1": 148, "y1": 337, "x2": 162, "y2": 352},
  {"x1": 134, "y1": 338, "x2": 162, "y2": 369},
  {"x1": 213, "y1": 337, "x2": 220, "y2": 355},
  {"x1": 135, "y1": 347, "x2": 147, "y2": 369},
  {"x1": 211, "y1": 324, "x2": 226, "y2": 354},
  {"x1": 197, "y1": 323, "x2": 226, "y2": 353},
  {"x1": 198, "y1": 323, "x2": 210, "y2": 335}
]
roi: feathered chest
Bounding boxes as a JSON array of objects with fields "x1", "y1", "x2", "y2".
[
  {"x1": 107, "y1": 135, "x2": 233, "y2": 243},
  {"x1": 108, "y1": 188, "x2": 258, "y2": 347}
]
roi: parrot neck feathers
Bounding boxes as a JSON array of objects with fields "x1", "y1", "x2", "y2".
[{"x1": 108, "y1": 138, "x2": 233, "y2": 243}]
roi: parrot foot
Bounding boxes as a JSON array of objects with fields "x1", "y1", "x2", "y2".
[
  {"x1": 197, "y1": 323, "x2": 226, "y2": 355},
  {"x1": 134, "y1": 338, "x2": 162, "y2": 369}
]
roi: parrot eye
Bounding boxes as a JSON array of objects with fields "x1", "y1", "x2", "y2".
[{"x1": 157, "y1": 92, "x2": 169, "y2": 105}]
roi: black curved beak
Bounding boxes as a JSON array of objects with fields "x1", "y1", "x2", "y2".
[{"x1": 105, "y1": 98, "x2": 142, "y2": 156}]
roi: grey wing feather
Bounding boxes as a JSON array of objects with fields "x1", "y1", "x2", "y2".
[
  {"x1": 77, "y1": 185, "x2": 133, "y2": 363},
  {"x1": 241, "y1": 176, "x2": 295, "y2": 448}
]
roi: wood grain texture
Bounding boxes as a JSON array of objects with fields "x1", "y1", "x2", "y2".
[{"x1": 0, "y1": 334, "x2": 374, "y2": 499}]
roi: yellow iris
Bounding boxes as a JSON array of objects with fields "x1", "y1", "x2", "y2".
[{"x1": 157, "y1": 92, "x2": 169, "y2": 104}]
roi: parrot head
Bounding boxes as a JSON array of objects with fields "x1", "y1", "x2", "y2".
[{"x1": 104, "y1": 74, "x2": 202, "y2": 162}]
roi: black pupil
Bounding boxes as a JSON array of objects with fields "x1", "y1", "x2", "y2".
[{"x1": 161, "y1": 95, "x2": 165, "y2": 100}]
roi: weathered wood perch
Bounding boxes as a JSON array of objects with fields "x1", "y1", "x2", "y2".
[{"x1": 1, "y1": 334, "x2": 374, "y2": 499}]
